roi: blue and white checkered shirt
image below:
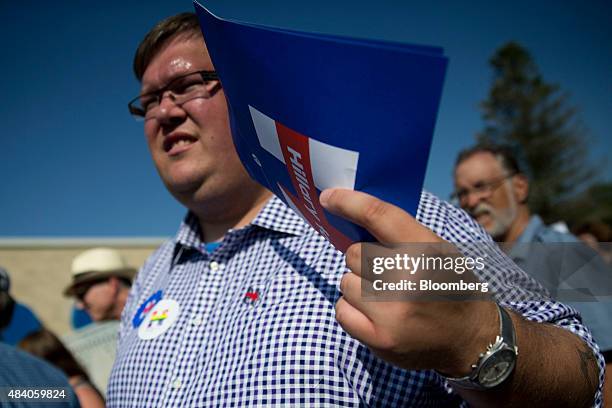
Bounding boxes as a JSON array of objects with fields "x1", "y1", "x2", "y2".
[{"x1": 107, "y1": 191, "x2": 604, "y2": 407}]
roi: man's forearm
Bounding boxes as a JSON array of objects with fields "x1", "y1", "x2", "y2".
[{"x1": 456, "y1": 312, "x2": 600, "y2": 408}]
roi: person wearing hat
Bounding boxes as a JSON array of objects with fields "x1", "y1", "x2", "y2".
[
  {"x1": 0, "y1": 266, "x2": 43, "y2": 345},
  {"x1": 64, "y1": 248, "x2": 136, "y2": 322}
]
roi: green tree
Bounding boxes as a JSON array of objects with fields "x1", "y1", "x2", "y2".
[
  {"x1": 478, "y1": 42, "x2": 597, "y2": 223},
  {"x1": 559, "y1": 182, "x2": 612, "y2": 229}
]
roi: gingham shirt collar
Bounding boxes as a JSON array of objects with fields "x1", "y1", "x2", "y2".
[{"x1": 172, "y1": 195, "x2": 307, "y2": 257}]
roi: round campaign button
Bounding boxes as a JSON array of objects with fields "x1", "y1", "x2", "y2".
[
  {"x1": 132, "y1": 290, "x2": 163, "y2": 328},
  {"x1": 138, "y1": 299, "x2": 180, "y2": 340}
]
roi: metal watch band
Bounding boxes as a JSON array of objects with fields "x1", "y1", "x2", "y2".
[{"x1": 444, "y1": 303, "x2": 517, "y2": 390}]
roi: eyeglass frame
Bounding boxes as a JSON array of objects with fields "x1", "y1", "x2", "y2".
[
  {"x1": 128, "y1": 70, "x2": 221, "y2": 120},
  {"x1": 451, "y1": 172, "x2": 518, "y2": 205}
]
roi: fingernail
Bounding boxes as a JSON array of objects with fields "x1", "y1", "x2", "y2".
[{"x1": 319, "y1": 189, "x2": 332, "y2": 206}]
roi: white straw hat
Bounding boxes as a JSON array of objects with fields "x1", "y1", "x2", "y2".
[{"x1": 63, "y1": 247, "x2": 136, "y2": 296}]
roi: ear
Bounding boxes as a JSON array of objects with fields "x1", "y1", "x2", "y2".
[{"x1": 512, "y1": 174, "x2": 529, "y2": 204}]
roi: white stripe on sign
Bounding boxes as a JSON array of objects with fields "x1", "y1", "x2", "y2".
[
  {"x1": 249, "y1": 106, "x2": 284, "y2": 163},
  {"x1": 249, "y1": 105, "x2": 360, "y2": 191},
  {"x1": 309, "y1": 138, "x2": 359, "y2": 191}
]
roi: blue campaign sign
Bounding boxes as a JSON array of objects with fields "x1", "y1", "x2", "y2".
[{"x1": 194, "y1": 2, "x2": 447, "y2": 252}]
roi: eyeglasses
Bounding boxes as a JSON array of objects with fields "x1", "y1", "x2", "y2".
[
  {"x1": 451, "y1": 173, "x2": 516, "y2": 205},
  {"x1": 128, "y1": 70, "x2": 221, "y2": 121}
]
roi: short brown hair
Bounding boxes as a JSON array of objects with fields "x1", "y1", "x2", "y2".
[
  {"x1": 455, "y1": 143, "x2": 523, "y2": 176},
  {"x1": 19, "y1": 329, "x2": 91, "y2": 380},
  {"x1": 573, "y1": 221, "x2": 611, "y2": 242},
  {"x1": 133, "y1": 12, "x2": 202, "y2": 81}
]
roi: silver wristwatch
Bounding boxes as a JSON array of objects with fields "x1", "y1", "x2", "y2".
[{"x1": 446, "y1": 303, "x2": 518, "y2": 390}]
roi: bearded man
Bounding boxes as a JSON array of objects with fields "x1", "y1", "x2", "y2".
[{"x1": 454, "y1": 143, "x2": 612, "y2": 404}]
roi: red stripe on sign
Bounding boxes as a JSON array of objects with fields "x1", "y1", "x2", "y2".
[{"x1": 275, "y1": 122, "x2": 352, "y2": 252}]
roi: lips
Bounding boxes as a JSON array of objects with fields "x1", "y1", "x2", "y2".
[
  {"x1": 476, "y1": 213, "x2": 490, "y2": 222},
  {"x1": 467, "y1": 205, "x2": 489, "y2": 225},
  {"x1": 473, "y1": 209, "x2": 490, "y2": 217},
  {"x1": 163, "y1": 133, "x2": 198, "y2": 156}
]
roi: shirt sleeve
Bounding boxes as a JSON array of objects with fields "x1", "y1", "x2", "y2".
[{"x1": 507, "y1": 299, "x2": 605, "y2": 408}]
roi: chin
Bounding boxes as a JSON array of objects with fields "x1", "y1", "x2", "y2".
[
  {"x1": 167, "y1": 176, "x2": 204, "y2": 193},
  {"x1": 486, "y1": 225, "x2": 506, "y2": 240},
  {"x1": 166, "y1": 183, "x2": 207, "y2": 207},
  {"x1": 160, "y1": 166, "x2": 208, "y2": 194},
  {"x1": 90, "y1": 313, "x2": 104, "y2": 322}
]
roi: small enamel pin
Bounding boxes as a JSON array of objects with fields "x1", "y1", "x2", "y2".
[{"x1": 243, "y1": 286, "x2": 260, "y2": 305}]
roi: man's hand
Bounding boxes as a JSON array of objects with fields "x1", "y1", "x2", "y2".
[
  {"x1": 320, "y1": 188, "x2": 600, "y2": 407},
  {"x1": 319, "y1": 188, "x2": 498, "y2": 376}
]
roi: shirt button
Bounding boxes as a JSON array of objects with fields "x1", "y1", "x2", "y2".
[
  {"x1": 171, "y1": 378, "x2": 182, "y2": 389},
  {"x1": 191, "y1": 316, "x2": 203, "y2": 326},
  {"x1": 210, "y1": 261, "x2": 220, "y2": 271}
]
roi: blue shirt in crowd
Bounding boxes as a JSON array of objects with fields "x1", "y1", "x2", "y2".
[
  {"x1": 0, "y1": 302, "x2": 42, "y2": 346},
  {"x1": 510, "y1": 215, "x2": 612, "y2": 353},
  {"x1": 0, "y1": 342, "x2": 80, "y2": 407}
]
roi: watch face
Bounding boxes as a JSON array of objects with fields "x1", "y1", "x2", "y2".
[{"x1": 478, "y1": 349, "x2": 516, "y2": 388}]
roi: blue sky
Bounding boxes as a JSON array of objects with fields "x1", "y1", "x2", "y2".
[{"x1": 0, "y1": 0, "x2": 610, "y2": 237}]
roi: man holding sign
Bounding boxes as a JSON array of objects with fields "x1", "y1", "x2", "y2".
[{"x1": 108, "y1": 12, "x2": 603, "y2": 407}]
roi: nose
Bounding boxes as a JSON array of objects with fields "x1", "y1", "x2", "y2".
[
  {"x1": 462, "y1": 190, "x2": 484, "y2": 211},
  {"x1": 156, "y1": 92, "x2": 187, "y2": 126}
]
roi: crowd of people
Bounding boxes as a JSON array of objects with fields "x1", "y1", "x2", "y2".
[
  {"x1": 1, "y1": 10, "x2": 610, "y2": 408},
  {"x1": 0, "y1": 248, "x2": 134, "y2": 407}
]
